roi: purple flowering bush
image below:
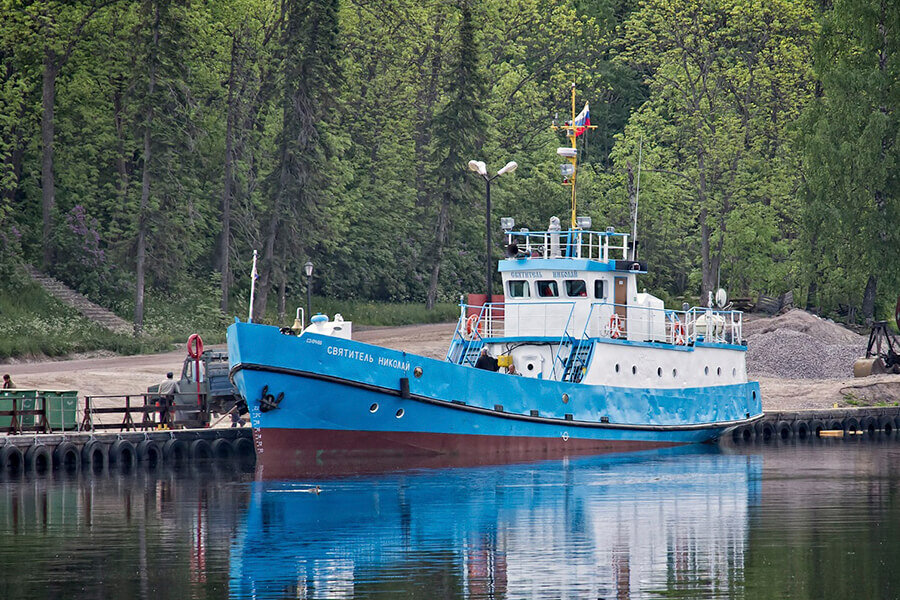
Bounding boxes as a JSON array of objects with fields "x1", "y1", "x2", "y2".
[{"x1": 50, "y1": 205, "x2": 116, "y2": 299}]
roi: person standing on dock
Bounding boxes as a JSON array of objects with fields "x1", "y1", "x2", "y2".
[
  {"x1": 157, "y1": 372, "x2": 179, "y2": 428},
  {"x1": 2, "y1": 374, "x2": 14, "y2": 389}
]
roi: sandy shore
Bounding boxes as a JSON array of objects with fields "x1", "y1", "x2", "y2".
[{"x1": 3, "y1": 322, "x2": 898, "y2": 411}]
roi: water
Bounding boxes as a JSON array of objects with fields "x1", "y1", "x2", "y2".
[{"x1": 2, "y1": 441, "x2": 900, "y2": 599}]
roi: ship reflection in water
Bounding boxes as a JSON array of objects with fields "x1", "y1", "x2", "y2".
[{"x1": 230, "y1": 446, "x2": 761, "y2": 599}]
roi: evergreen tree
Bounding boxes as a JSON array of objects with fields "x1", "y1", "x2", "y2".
[{"x1": 426, "y1": 0, "x2": 488, "y2": 309}]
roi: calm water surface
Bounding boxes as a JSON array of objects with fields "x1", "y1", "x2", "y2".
[{"x1": 2, "y1": 440, "x2": 900, "y2": 599}]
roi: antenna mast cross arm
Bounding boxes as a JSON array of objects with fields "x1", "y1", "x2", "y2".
[{"x1": 550, "y1": 82, "x2": 596, "y2": 228}]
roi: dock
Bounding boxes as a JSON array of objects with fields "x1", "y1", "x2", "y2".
[
  {"x1": 726, "y1": 406, "x2": 900, "y2": 442},
  {"x1": 0, "y1": 428, "x2": 254, "y2": 476}
]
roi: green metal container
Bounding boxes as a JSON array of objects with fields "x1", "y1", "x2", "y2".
[{"x1": 0, "y1": 389, "x2": 77, "y2": 431}]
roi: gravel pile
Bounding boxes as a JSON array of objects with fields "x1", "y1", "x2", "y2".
[
  {"x1": 746, "y1": 329, "x2": 865, "y2": 379},
  {"x1": 744, "y1": 309, "x2": 867, "y2": 379}
]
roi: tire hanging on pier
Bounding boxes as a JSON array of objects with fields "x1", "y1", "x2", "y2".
[
  {"x1": 163, "y1": 439, "x2": 189, "y2": 465},
  {"x1": 109, "y1": 440, "x2": 137, "y2": 470},
  {"x1": 233, "y1": 436, "x2": 255, "y2": 459},
  {"x1": 81, "y1": 441, "x2": 109, "y2": 473},
  {"x1": 53, "y1": 442, "x2": 80, "y2": 473},
  {"x1": 859, "y1": 416, "x2": 878, "y2": 436},
  {"x1": 0, "y1": 445, "x2": 24, "y2": 475},
  {"x1": 808, "y1": 419, "x2": 825, "y2": 438},
  {"x1": 24, "y1": 445, "x2": 53, "y2": 474},
  {"x1": 842, "y1": 417, "x2": 860, "y2": 435},
  {"x1": 137, "y1": 440, "x2": 163, "y2": 466},
  {"x1": 211, "y1": 438, "x2": 235, "y2": 460},
  {"x1": 189, "y1": 439, "x2": 213, "y2": 461},
  {"x1": 792, "y1": 420, "x2": 811, "y2": 440},
  {"x1": 775, "y1": 421, "x2": 792, "y2": 440},
  {"x1": 879, "y1": 417, "x2": 895, "y2": 435},
  {"x1": 755, "y1": 421, "x2": 775, "y2": 441}
]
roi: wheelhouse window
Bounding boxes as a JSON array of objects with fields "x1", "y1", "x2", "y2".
[
  {"x1": 565, "y1": 280, "x2": 587, "y2": 297},
  {"x1": 594, "y1": 279, "x2": 606, "y2": 299},
  {"x1": 507, "y1": 280, "x2": 531, "y2": 298},
  {"x1": 536, "y1": 280, "x2": 559, "y2": 297}
]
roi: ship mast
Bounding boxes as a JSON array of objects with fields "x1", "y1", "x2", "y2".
[{"x1": 551, "y1": 83, "x2": 596, "y2": 228}]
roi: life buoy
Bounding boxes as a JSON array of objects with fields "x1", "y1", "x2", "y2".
[
  {"x1": 464, "y1": 314, "x2": 481, "y2": 339},
  {"x1": 608, "y1": 314, "x2": 622, "y2": 339},
  {"x1": 673, "y1": 322, "x2": 686, "y2": 345}
]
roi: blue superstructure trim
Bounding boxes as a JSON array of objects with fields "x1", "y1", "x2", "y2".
[
  {"x1": 499, "y1": 258, "x2": 646, "y2": 274},
  {"x1": 694, "y1": 341, "x2": 747, "y2": 351}
]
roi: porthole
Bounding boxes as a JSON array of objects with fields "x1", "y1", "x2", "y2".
[
  {"x1": 615, "y1": 364, "x2": 620, "y2": 373},
  {"x1": 561, "y1": 393, "x2": 570, "y2": 404},
  {"x1": 732, "y1": 368, "x2": 737, "y2": 377},
  {"x1": 657, "y1": 367, "x2": 662, "y2": 377},
  {"x1": 717, "y1": 367, "x2": 722, "y2": 376},
  {"x1": 369, "y1": 403, "x2": 379, "y2": 413},
  {"x1": 527, "y1": 363, "x2": 535, "y2": 371},
  {"x1": 704, "y1": 366, "x2": 709, "y2": 376},
  {"x1": 395, "y1": 408, "x2": 405, "y2": 418},
  {"x1": 414, "y1": 366, "x2": 423, "y2": 378},
  {"x1": 672, "y1": 368, "x2": 677, "y2": 378},
  {"x1": 631, "y1": 365, "x2": 637, "y2": 375}
]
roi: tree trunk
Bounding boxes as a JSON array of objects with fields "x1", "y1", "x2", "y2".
[
  {"x1": 862, "y1": 274, "x2": 877, "y2": 324},
  {"x1": 41, "y1": 50, "x2": 59, "y2": 269},
  {"x1": 253, "y1": 209, "x2": 278, "y2": 320},
  {"x1": 219, "y1": 37, "x2": 238, "y2": 313},
  {"x1": 113, "y1": 86, "x2": 129, "y2": 205},
  {"x1": 426, "y1": 191, "x2": 451, "y2": 309},
  {"x1": 135, "y1": 1, "x2": 159, "y2": 335},
  {"x1": 278, "y1": 272, "x2": 286, "y2": 325}
]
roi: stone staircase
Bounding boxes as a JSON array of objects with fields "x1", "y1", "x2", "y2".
[{"x1": 23, "y1": 265, "x2": 133, "y2": 335}]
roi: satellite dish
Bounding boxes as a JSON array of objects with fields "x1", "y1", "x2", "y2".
[{"x1": 715, "y1": 288, "x2": 728, "y2": 308}]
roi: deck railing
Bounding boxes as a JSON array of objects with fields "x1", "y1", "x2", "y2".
[
  {"x1": 503, "y1": 229, "x2": 630, "y2": 262},
  {"x1": 449, "y1": 300, "x2": 744, "y2": 351}
]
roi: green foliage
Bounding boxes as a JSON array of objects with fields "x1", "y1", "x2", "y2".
[{"x1": 0, "y1": 0, "x2": 896, "y2": 350}]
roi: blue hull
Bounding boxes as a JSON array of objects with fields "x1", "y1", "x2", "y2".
[{"x1": 227, "y1": 322, "x2": 762, "y2": 475}]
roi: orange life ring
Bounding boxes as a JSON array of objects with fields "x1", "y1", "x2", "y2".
[
  {"x1": 673, "y1": 322, "x2": 686, "y2": 346},
  {"x1": 608, "y1": 314, "x2": 622, "y2": 339},
  {"x1": 464, "y1": 314, "x2": 481, "y2": 339}
]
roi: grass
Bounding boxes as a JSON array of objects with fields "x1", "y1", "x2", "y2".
[
  {"x1": 227, "y1": 294, "x2": 460, "y2": 328},
  {"x1": 0, "y1": 280, "x2": 461, "y2": 359},
  {"x1": 0, "y1": 282, "x2": 160, "y2": 359}
]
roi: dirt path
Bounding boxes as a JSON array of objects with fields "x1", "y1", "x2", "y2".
[{"x1": 3, "y1": 321, "x2": 897, "y2": 411}]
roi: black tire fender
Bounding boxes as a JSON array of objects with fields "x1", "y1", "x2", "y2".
[
  {"x1": 137, "y1": 440, "x2": 163, "y2": 466},
  {"x1": 755, "y1": 421, "x2": 775, "y2": 441},
  {"x1": 81, "y1": 441, "x2": 109, "y2": 472},
  {"x1": 842, "y1": 417, "x2": 860, "y2": 434},
  {"x1": 189, "y1": 439, "x2": 213, "y2": 461},
  {"x1": 775, "y1": 421, "x2": 793, "y2": 440},
  {"x1": 109, "y1": 439, "x2": 137, "y2": 469},
  {"x1": 24, "y1": 445, "x2": 53, "y2": 474},
  {"x1": 859, "y1": 416, "x2": 878, "y2": 435},
  {"x1": 879, "y1": 416, "x2": 895, "y2": 435},
  {"x1": 0, "y1": 445, "x2": 24, "y2": 475},
  {"x1": 792, "y1": 420, "x2": 811, "y2": 439},
  {"x1": 163, "y1": 439, "x2": 188, "y2": 464},
  {"x1": 233, "y1": 436, "x2": 255, "y2": 459},
  {"x1": 53, "y1": 441, "x2": 80, "y2": 473},
  {"x1": 808, "y1": 419, "x2": 826, "y2": 438},
  {"x1": 210, "y1": 438, "x2": 235, "y2": 460}
]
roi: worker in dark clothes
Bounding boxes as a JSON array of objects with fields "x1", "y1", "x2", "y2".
[
  {"x1": 2, "y1": 374, "x2": 15, "y2": 389},
  {"x1": 475, "y1": 348, "x2": 499, "y2": 371},
  {"x1": 157, "y1": 372, "x2": 179, "y2": 427}
]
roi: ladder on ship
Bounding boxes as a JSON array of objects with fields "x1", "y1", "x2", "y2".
[
  {"x1": 562, "y1": 338, "x2": 594, "y2": 383},
  {"x1": 449, "y1": 339, "x2": 485, "y2": 367}
]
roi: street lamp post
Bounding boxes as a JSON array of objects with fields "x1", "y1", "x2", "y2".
[
  {"x1": 304, "y1": 261, "x2": 314, "y2": 324},
  {"x1": 467, "y1": 160, "x2": 517, "y2": 304}
]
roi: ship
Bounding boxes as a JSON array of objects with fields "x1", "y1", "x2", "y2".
[{"x1": 226, "y1": 85, "x2": 763, "y2": 476}]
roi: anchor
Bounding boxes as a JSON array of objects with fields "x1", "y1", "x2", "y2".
[{"x1": 258, "y1": 385, "x2": 284, "y2": 413}]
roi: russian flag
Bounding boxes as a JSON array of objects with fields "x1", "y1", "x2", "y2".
[{"x1": 573, "y1": 102, "x2": 590, "y2": 137}]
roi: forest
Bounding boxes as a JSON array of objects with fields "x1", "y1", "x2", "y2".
[{"x1": 0, "y1": 0, "x2": 897, "y2": 333}]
